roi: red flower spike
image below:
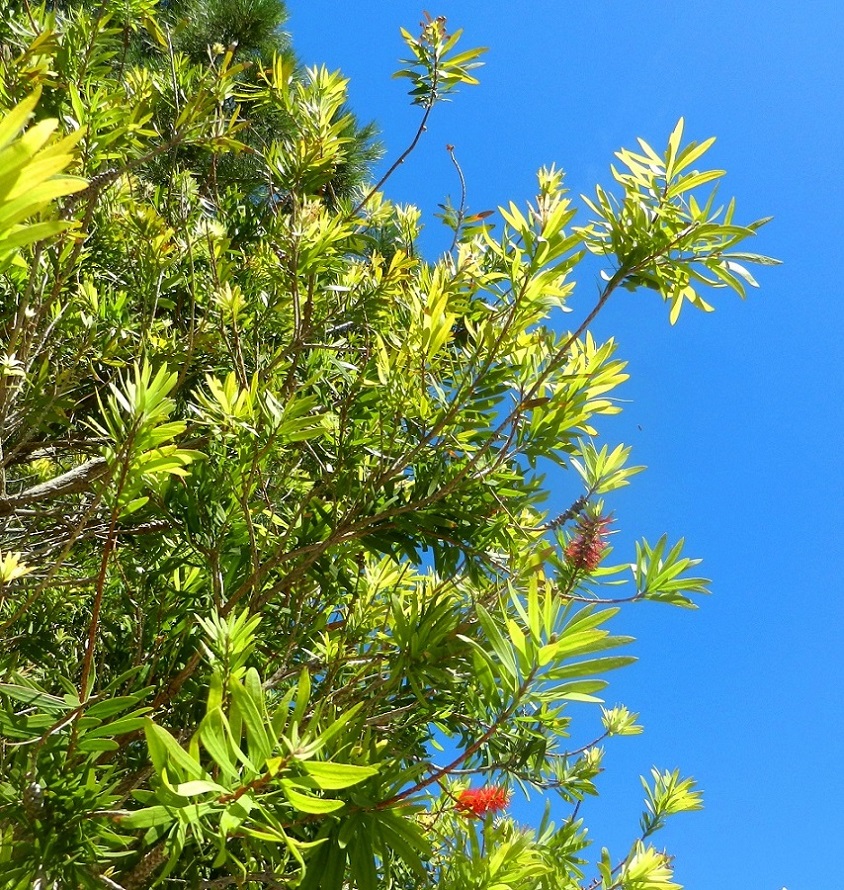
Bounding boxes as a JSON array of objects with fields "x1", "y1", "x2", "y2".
[
  {"x1": 565, "y1": 515, "x2": 611, "y2": 573},
  {"x1": 455, "y1": 786, "x2": 510, "y2": 818}
]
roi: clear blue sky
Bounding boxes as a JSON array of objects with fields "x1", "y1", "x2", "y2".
[{"x1": 288, "y1": 3, "x2": 843, "y2": 888}]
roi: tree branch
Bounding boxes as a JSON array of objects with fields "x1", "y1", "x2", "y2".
[{"x1": 0, "y1": 457, "x2": 108, "y2": 516}]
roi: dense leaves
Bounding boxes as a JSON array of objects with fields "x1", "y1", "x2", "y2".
[{"x1": 0, "y1": 3, "x2": 773, "y2": 888}]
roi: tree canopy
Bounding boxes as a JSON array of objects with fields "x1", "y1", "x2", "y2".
[{"x1": 0, "y1": 3, "x2": 775, "y2": 888}]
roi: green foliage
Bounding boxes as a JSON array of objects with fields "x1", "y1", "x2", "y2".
[
  {"x1": 578, "y1": 117, "x2": 776, "y2": 324},
  {"x1": 0, "y1": 3, "x2": 775, "y2": 888},
  {"x1": 0, "y1": 90, "x2": 86, "y2": 268},
  {"x1": 395, "y1": 13, "x2": 487, "y2": 106}
]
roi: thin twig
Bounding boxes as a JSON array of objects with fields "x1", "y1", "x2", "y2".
[{"x1": 446, "y1": 143, "x2": 467, "y2": 252}]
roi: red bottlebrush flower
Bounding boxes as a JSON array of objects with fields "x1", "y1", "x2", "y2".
[
  {"x1": 455, "y1": 786, "x2": 510, "y2": 818},
  {"x1": 565, "y1": 514, "x2": 611, "y2": 573}
]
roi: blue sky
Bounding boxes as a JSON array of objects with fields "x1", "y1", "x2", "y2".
[{"x1": 288, "y1": 3, "x2": 843, "y2": 888}]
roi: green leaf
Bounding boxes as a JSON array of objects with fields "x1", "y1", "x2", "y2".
[
  {"x1": 144, "y1": 718, "x2": 206, "y2": 782},
  {"x1": 300, "y1": 760, "x2": 379, "y2": 790},
  {"x1": 77, "y1": 737, "x2": 120, "y2": 754},
  {"x1": 230, "y1": 676, "x2": 273, "y2": 770},
  {"x1": 85, "y1": 694, "x2": 149, "y2": 720},
  {"x1": 292, "y1": 668, "x2": 312, "y2": 725},
  {"x1": 0, "y1": 683, "x2": 72, "y2": 713},
  {"x1": 282, "y1": 780, "x2": 344, "y2": 814},
  {"x1": 174, "y1": 779, "x2": 226, "y2": 797},
  {"x1": 83, "y1": 711, "x2": 149, "y2": 738},
  {"x1": 379, "y1": 810, "x2": 432, "y2": 878},
  {"x1": 119, "y1": 806, "x2": 179, "y2": 830},
  {"x1": 306, "y1": 701, "x2": 366, "y2": 756},
  {"x1": 475, "y1": 603, "x2": 520, "y2": 684},
  {"x1": 199, "y1": 708, "x2": 242, "y2": 782}
]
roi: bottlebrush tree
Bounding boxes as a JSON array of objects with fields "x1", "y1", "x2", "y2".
[{"x1": 0, "y1": 4, "x2": 775, "y2": 889}]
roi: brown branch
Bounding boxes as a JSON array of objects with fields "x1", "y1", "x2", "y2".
[
  {"x1": 347, "y1": 101, "x2": 434, "y2": 221},
  {"x1": 0, "y1": 457, "x2": 108, "y2": 516},
  {"x1": 446, "y1": 143, "x2": 467, "y2": 252}
]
